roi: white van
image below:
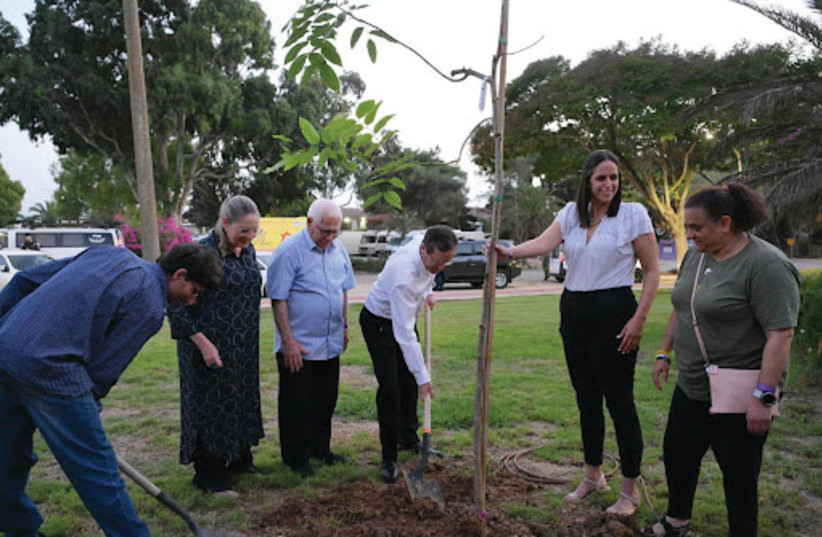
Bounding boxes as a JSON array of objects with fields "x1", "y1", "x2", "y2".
[{"x1": 0, "y1": 227, "x2": 124, "y2": 260}]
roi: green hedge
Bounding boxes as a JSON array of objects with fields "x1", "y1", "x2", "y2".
[{"x1": 794, "y1": 270, "x2": 822, "y2": 386}]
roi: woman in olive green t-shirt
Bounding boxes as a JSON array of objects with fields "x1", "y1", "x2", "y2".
[{"x1": 644, "y1": 183, "x2": 800, "y2": 537}]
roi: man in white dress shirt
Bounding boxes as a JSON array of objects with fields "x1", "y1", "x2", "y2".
[{"x1": 359, "y1": 225, "x2": 457, "y2": 483}]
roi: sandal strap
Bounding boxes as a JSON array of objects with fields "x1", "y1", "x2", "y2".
[
  {"x1": 619, "y1": 490, "x2": 640, "y2": 506},
  {"x1": 660, "y1": 517, "x2": 692, "y2": 536}
]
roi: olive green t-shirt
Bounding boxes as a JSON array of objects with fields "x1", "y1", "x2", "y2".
[{"x1": 670, "y1": 236, "x2": 801, "y2": 402}]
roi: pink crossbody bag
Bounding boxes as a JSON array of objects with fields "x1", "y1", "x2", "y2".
[{"x1": 690, "y1": 253, "x2": 779, "y2": 416}]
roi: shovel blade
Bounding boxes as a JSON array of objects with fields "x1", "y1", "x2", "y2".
[{"x1": 403, "y1": 469, "x2": 444, "y2": 506}]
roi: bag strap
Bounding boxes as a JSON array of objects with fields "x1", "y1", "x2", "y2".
[{"x1": 690, "y1": 253, "x2": 712, "y2": 368}]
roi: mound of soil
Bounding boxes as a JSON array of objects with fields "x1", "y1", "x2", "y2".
[{"x1": 248, "y1": 459, "x2": 636, "y2": 537}]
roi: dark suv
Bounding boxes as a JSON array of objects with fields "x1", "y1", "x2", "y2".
[{"x1": 433, "y1": 240, "x2": 521, "y2": 290}]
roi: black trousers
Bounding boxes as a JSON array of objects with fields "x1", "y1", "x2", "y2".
[
  {"x1": 276, "y1": 353, "x2": 340, "y2": 468},
  {"x1": 664, "y1": 386, "x2": 767, "y2": 537},
  {"x1": 559, "y1": 287, "x2": 643, "y2": 477},
  {"x1": 359, "y1": 307, "x2": 420, "y2": 464}
]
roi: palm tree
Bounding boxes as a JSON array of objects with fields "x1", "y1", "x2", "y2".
[{"x1": 688, "y1": 1, "x2": 822, "y2": 248}]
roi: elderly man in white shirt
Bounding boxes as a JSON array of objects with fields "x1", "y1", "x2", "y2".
[{"x1": 359, "y1": 225, "x2": 457, "y2": 483}]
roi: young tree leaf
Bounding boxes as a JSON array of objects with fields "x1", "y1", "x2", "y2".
[
  {"x1": 355, "y1": 100, "x2": 375, "y2": 119},
  {"x1": 372, "y1": 114, "x2": 394, "y2": 133},
  {"x1": 363, "y1": 193, "x2": 382, "y2": 208},
  {"x1": 364, "y1": 100, "x2": 382, "y2": 125},
  {"x1": 320, "y1": 41, "x2": 342, "y2": 66},
  {"x1": 299, "y1": 117, "x2": 321, "y2": 145},
  {"x1": 318, "y1": 62, "x2": 341, "y2": 92},
  {"x1": 370, "y1": 29, "x2": 397, "y2": 43},
  {"x1": 287, "y1": 54, "x2": 308, "y2": 80},
  {"x1": 352, "y1": 133, "x2": 373, "y2": 149},
  {"x1": 284, "y1": 41, "x2": 309, "y2": 65},
  {"x1": 367, "y1": 38, "x2": 377, "y2": 63},
  {"x1": 384, "y1": 190, "x2": 403, "y2": 209},
  {"x1": 388, "y1": 177, "x2": 406, "y2": 189},
  {"x1": 350, "y1": 26, "x2": 364, "y2": 48}
]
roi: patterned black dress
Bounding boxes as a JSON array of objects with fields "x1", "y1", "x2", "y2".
[{"x1": 168, "y1": 232, "x2": 264, "y2": 465}]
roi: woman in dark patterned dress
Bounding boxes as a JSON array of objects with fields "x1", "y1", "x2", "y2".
[{"x1": 168, "y1": 195, "x2": 264, "y2": 495}]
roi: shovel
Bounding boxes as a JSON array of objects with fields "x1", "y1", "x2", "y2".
[
  {"x1": 403, "y1": 305, "x2": 444, "y2": 506},
  {"x1": 117, "y1": 455, "x2": 246, "y2": 537}
]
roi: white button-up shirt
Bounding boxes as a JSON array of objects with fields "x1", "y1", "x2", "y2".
[{"x1": 364, "y1": 236, "x2": 433, "y2": 385}]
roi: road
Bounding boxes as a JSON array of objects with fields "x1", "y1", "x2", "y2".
[{"x1": 261, "y1": 258, "x2": 822, "y2": 308}]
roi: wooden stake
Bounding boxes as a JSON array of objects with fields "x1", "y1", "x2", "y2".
[{"x1": 473, "y1": 1, "x2": 509, "y2": 533}]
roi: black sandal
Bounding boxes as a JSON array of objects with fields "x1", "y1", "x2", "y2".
[{"x1": 640, "y1": 517, "x2": 693, "y2": 536}]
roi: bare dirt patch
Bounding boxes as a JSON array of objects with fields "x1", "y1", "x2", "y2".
[{"x1": 246, "y1": 457, "x2": 636, "y2": 537}]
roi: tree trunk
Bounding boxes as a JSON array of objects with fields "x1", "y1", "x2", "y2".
[{"x1": 123, "y1": 0, "x2": 160, "y2": 260}]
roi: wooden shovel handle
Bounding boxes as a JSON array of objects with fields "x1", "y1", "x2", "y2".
[{"x1": 423, "y1": 305, "x2": 432, "y2": 432}]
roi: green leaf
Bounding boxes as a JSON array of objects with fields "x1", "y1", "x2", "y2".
[
  {"x1": 367, "y1": 39, "x2": 377, "y2": 63},
  {"x1": 308, "y1": 52, "x2": 325, "y2": 66},
  {"x1": 372, "y1": 114, "x2": 394, "y2": 133},
  {"x1": 352, "y1": 133, "x2": 373, "y2": 149},
  {"x1": 271, "y1": 134, "x2": 292, "y2": 144},
  {"x1": 319, "y1": 41, "x2": 342, "y2": 66},
  {"x1": 364, "y1": 101, "x2": 382, "y2": 125},
  {"x1": 350, "y1": 27, "x2": 364, "y2": 48},
  {"x1": 388, "y1": 177, "x2": 406, "y2": 189},
  {"x1": 287, "y1": 54, "x2": 307, "y2": 80},
  {"x1": 284, "y1": 26, "x2": 309, "y2": 48},
  {"x1": 363, "y1": 193, "x2": 382, "y2": 209},
  {"x1": 282, "y1": 152, "x2": 303, "y2": 171},
  {"x1": 315, "y1": 13, "x2": 335, "y2": 23},
  {"x1": 384, "y1": 190, "x2": 403, "y2": 209},
  {"x1": 318, "y1": 147, "x2": 333, "y2": 168},
  {"x1": 263, "y1": 161, "x2": 285, "y2": 174},
  {"x1": 299, "y1": 117, "x2": 321, "y2": 145},
  {"x1": 364, "y1": 143, "x2": 380, "y2": 156},
  {"x1": 370, "y1": 29, "x2": 397, "y2": 43},
  {"x1": 297, "y1": 146, "x2": 319, "y2": 165},
  {"x1": 318, "y1": 62, "x2": 341, "y2": 92},
  {"x1": 284, "y1": 41, "x2": 309, "y2": 65},
  {"x1": 363, "y1": 178, "x2": 387, "y2": 188},
  {"x1": 355, "y1": 100, "x2": 375, "y2": 119}
]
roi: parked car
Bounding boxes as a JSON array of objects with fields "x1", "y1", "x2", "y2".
[
  {"x1": 256, "y1": 253, "x2": 271, "y2": 297},
  {"x1": 543, "y1": 246, "x2": 566, "y2": 283},
  {"x1": 0, "y1": 227, "x2": 123, "y2": 260},
  {"x1": 433, "y1": 239, "x2": 521, "y2": 290},
  {"x1": 0, "y1": 250, "x2": 54, "y2": 291}
]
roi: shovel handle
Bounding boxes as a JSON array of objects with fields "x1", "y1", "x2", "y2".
[{"x1": 423, "y1": 305, "x2": 432, "y2": 433}]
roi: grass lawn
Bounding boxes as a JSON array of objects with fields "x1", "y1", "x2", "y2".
[{"x1": 27, "y1": 290, "x2": 822, "y2": 536}]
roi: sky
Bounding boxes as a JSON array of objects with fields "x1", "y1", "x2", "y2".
[{"x1": 0, "y1": 0, "x2": 817, "y2": 214}]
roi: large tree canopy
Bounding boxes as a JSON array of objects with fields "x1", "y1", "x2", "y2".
[
  {"x1": 472, "y1": 41, "x2": 801, "y2": 263},
  {"x1": 0, "y1": 157, "x2": 24, "y2": 225},
  {"x1": 0, "y1": 0, "x2": 281, "y2": 221}
]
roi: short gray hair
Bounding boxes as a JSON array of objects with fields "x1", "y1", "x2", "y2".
[
  {"x1": 307, "y1": 199, "x2": 342, "y2": 222},
  {"x1": 214, "y1": 195, "x2": 259, "y2": 255}
]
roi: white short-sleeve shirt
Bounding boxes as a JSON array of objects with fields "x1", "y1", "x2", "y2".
[{"x1": 557, "y1": 202, "x2": 654, "y2": 292}]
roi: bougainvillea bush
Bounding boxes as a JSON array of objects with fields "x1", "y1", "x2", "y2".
[{"x1": 116, "y1": 215, "x2": 193, "y2": 254}]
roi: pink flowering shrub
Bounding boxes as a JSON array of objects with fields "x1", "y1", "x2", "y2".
[{"x1": 116, "y1": 214, "x2": 193, "y2": 253}]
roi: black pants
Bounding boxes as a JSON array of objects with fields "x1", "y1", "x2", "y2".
[
  {"x1": 276, "y1": 353, "x2": 340, "y2": 468},
  {"x1": 664, "y1": 386, "x2": 767, "y2": 537},
  {"x1": 559, "y1": 287, "x2": 643, "y2": 477},
  {"x1": 359, "y1": 307, "x2": 420, "y2": 464}
]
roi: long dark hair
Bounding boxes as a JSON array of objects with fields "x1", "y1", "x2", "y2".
[
  {"x1": 574, "y1": 149, "x2": 622, "y2": 228},
  {"x1": 685, "y1": 183, "x2": 769, "y2": 232}
]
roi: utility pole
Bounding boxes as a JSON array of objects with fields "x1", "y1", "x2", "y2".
[{"x1": 122, "y1": 0, "x2": 160, "y2": 261}]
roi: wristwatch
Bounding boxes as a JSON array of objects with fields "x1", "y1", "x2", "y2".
[{"x1": 753, "y1": 388, "x2": 777, "y2": 407}]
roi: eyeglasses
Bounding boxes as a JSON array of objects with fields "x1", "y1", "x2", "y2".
[{"x1": 315, "y1": 226, "x2": 340, "y2": 237}]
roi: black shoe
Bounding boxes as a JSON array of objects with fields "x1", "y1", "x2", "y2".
[
  {"x1": 193, "y1": 472, "x2": 233, "y2": 493},
  {"x1": 316, "y1": 452, "x2": 346, "y2": 465},
  {"x1": 380, "y1": 461, "x2": 399, "y2": 483},
  {"x1": 289, "y1": 462, "x2": 315, "y2": 478},
  {"x1": 398, "y1": 441, "x2": 422, "y2": 454},
  {"x1": 227, "y1": 460, "x2": 259, "y2": 474}
]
